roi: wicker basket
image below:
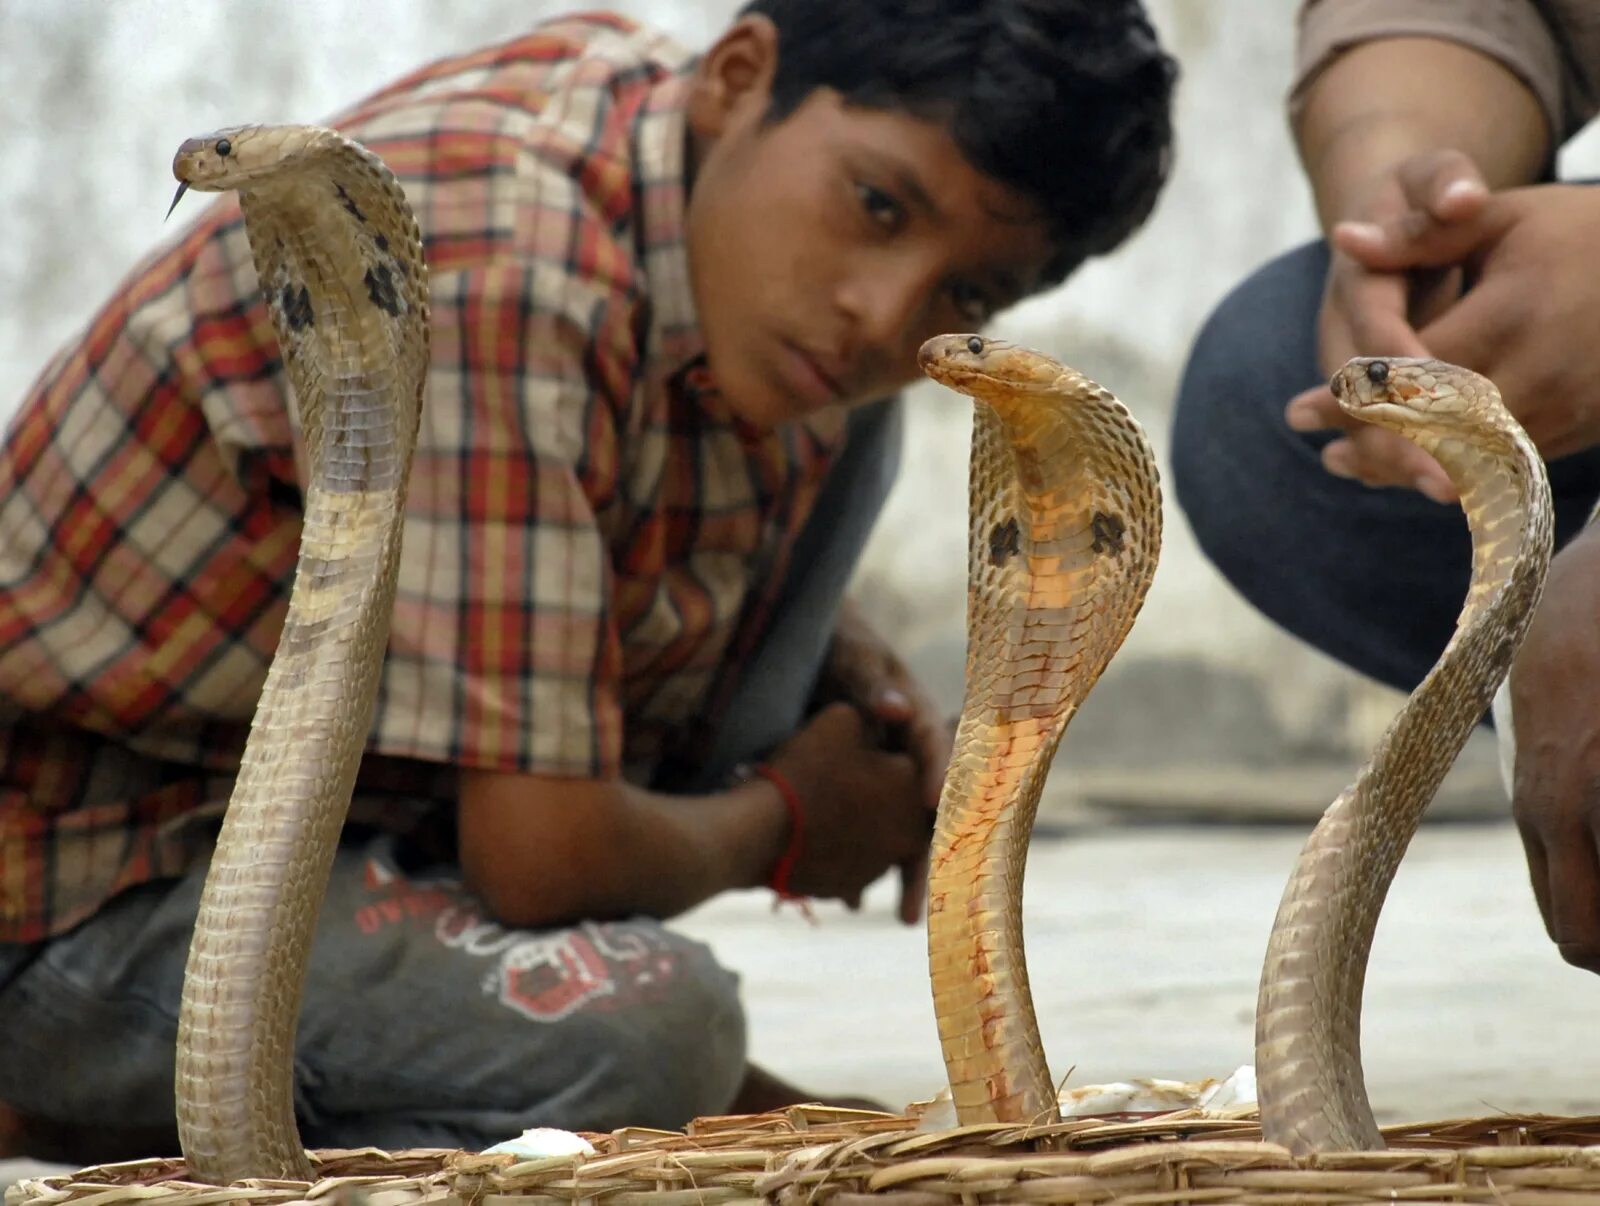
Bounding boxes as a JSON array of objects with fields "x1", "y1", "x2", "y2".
[{"x1": 15, "y1": 1107, "x2": 1600, "y2": 1206}]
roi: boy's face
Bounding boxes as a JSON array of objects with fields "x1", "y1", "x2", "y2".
[{"x1": 684, "y1": 17, "x2": 1057, "y2": 428}]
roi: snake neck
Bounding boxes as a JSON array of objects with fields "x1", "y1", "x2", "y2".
[
  {"x1": 1256, "y1": 425, "x2": 1552, "y2": 1154},
  {"x1": 239, "y1": 163, "x2": 426, "y2": 477},
  {"x1": 929, "y1": 384, "x2": 1161, "y2": 1126}
]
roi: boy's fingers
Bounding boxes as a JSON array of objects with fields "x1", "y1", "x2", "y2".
[
  {"x1": 898, "y1": 855, "x2": 928, "y2": 925},
  {"x1": 869, "y1": 686, "x2": 914, "y2": 723}
]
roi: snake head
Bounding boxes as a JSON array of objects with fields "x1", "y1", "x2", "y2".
[
  {"x1": 918, "y1": 334, "x2": 1064, "y2": 408},
  {"x1": 1330, "y1": 356, "x2": 1502, "y2": 436},
  {"x1": 168, "y1": 125, "x2": 331, "y2": 217}
]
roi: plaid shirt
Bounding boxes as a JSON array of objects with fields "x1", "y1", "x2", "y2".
[{"x1": 0, "y1": 13, "x2": 848, "y2": 942}]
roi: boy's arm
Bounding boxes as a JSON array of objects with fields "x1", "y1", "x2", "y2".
[
  {"x1": 458, "y1": 702, "x2": 936, "y2": 928},
  {"x1": 457, "y1": 767, "x2": 788, "y2": 927}
]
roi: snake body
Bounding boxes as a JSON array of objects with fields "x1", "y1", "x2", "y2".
[
  {"x1": 918, "y1": 335, "x2": 1163, "y2": 1125},
  {"x1": 168, "y1": 126, "x2": 428, "y2": 1183},
  {"x1": 1254, "y1": 357, "x2": 1552, "y2": 1153}
]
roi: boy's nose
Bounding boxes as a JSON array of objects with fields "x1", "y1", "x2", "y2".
[{"x1": 839, "y1": 273, "x2": 926, "y2": 357}]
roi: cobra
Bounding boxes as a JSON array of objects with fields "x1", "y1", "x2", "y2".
[
  {"x1": 1253, "y1": 356, "x2": 1552, "y2": 1153},
  {"x1": 166, "y1": 125, "x2": 429, "y2": 1183},
  {"x1": 918, "y1": 333, "x2": 1163, "y2": 1125}
]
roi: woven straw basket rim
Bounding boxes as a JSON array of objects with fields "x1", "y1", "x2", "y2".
[{"x1": 14, "y1": 1106, "x2": 1600, "y2": 1206}]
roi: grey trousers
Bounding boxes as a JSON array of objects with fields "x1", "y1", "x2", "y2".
[
  {"x1": 0, "y1": 396, "x2": 904, "y2": 1151},
  {"x1": 0, "y1": 831, "x2": 744, "y2": 1147}
]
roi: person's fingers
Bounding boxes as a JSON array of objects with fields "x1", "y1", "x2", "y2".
[
  {"x1": 1315, "y1": 257, "x2": 1428, "y2": 380},
  {"x1": 908, "y1": 713, "x2": 952, "y2": 810},
  {"x1": 1333, "y1": 147, "x2": 1489, "y2": 271},
  {"x1": 1393, "y1": 148, "x2": 1490, "y2": 222},
  {"x1": 1338, "y1": 270, "x2": 1433, "y2": 362},
  {"x1": 898, "y1": 854, "x2": 929, "y2": 925},
  {"x1": 868, "y1": 684, "x2": 915, "y2": 724},
  {"x1": 1515, "y1": 812, "x2": 1557, "y2": 940},
  {"x1": 1286, "y1": 384, "x2": 1349, "y2": 433},
  {"x1": 1332, "y1": 199, "x2": 1513, "y2": 274},
  {"x1": 1318, "y1": 428, "x2": 1457, "y2": 502},
  {"x1": 1548, "y1": 819, "x2": 1600, "y2": 972},
  {"x1": 1414, "y1": 284, "x2": 1592, "y2": 456}
]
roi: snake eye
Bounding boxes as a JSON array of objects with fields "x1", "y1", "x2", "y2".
[
  {"x1": 1365, "y1": 360, "x2": 1390, "y2": 385},
  {"x1": 966, "y1": 336, "x2": 984, "y2": 355},
  {"x1": 215, "y1": 137, "x2": 233, "y2": 158}
]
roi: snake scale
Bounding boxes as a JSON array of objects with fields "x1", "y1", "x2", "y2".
[
  {"x1": 167, "y1": 126, "x2": 428, "y2": 1183},
  {"x1": 161, "y1": 122, "x2": 1551, "y2": 1181}
]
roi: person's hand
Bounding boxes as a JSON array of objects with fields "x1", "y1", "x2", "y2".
[
  {"x1": 1292, "y1": 181, "x2": 1600, "y2": 499},
  {"x1": 1354, "y1": 184, "x2": 1600, "y2": 457},
  {"x1": 1285, "y1": 148, "x2": 1490, "y2": 502},
  {"x1": 813, "y1": 600, "x2": 953, "y2": 922},
  {"x1": 764, "y1": 702, "x2": 934, "y2": 922},
  {"x1": 1509, "y1": 525, "x2": 1600, "y2": 972}
]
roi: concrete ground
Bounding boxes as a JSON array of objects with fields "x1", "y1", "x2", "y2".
[
  {"x1": 683, "y1": 816, "x2": 1600, "y2": 1122},
  {"x1": 7, "y1": 812, "x2": 1599, "y2": 1192}
]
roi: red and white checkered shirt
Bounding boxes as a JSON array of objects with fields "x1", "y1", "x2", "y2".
[{"x1": 0, "y1": 13, "x2": 847, "y2": 941}]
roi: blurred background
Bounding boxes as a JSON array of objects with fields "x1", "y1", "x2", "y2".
[{"x1": 5, "y1": 2, "x2": 1600, "y2": 1141}]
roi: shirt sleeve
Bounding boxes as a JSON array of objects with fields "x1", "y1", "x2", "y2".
[
  {"x1": 1292, "y1": 0, "x2": 1600, "y2": 146},
  {"x1": 366, "y1": 253, "x2": 633, "y2": 780}
]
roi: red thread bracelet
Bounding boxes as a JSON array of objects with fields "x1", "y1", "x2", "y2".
[{"x1": 752, "y1": 762, "x2": 805, "y2": 900}]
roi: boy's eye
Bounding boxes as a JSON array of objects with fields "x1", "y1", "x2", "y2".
[
  {"x1": 855, "y1": 182, "x2": 904, "y2": 231},
  {"x1": 950, "y1": 280, "x2": 993, "y2": 324}
]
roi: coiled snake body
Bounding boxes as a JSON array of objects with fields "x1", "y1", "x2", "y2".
[{"x1": 168, "y1": 125, "x2": 428, "y2": 1183}]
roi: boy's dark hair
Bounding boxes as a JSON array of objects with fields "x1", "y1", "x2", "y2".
[{"x1": 739, "y1": 0, "x2": 1177, "y2": 287}]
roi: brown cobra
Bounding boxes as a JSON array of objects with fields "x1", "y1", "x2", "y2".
[
  {"x1": 1255, "y1": 356, "x2": 1552, "y2": 1154},
  {"x1": 918, "y1": 334, "x2": 1163, "y2": 1125},
  {"x1": 166, "y1": 126, "x2": 428, "y2": 1183}
]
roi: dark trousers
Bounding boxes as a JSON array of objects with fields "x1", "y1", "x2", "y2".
[{"x1": 1170, "y1": 239, "x2": 1600, "y2": 694}]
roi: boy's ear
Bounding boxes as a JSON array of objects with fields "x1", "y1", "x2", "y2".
[{"x1": 686, "y1": 14, "x2": 781, "y2": 139}]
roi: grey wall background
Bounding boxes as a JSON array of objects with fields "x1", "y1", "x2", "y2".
[{"x1": 4, "y1": 1, "x2": 1598, "y2": 800}]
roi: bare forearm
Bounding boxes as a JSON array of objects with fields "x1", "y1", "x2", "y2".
[
  {"x1": 458, "y1": 768, "x2": 788, "y2": 927},
  {"x1": 1296, "y1": 37, "x2": 1549, "y2": 229}
]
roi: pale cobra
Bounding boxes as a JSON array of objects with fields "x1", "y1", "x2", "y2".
[
  {"x1": 1254, "y1": 356, "x2": 1553, "y2": 1154},
  {"x1": 166, "y1": 126, "x2": 429, "y2": 1183},
  {"x1": 918, "y1": 334, "x2": 1164, "y2": 1125}
]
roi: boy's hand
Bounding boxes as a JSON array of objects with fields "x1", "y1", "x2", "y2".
[
  {"x1": 817, "y1": 600, "x2": 953, "y2": 811},
  {"x1": 813, "y1": 600, "x2": 953, "y2": 924},
  {"x1": 765, "y1": 702, "x2": 934, "y2": 922}
]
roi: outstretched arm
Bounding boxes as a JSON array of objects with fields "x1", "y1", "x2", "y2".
[{"x1": 459, "y1": 702, "x2": 934, "y2": 928}]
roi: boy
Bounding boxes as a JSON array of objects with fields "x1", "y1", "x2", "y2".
[{"x1": 0, "y1": 0, "x2": 1175, "y2": 1159}]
